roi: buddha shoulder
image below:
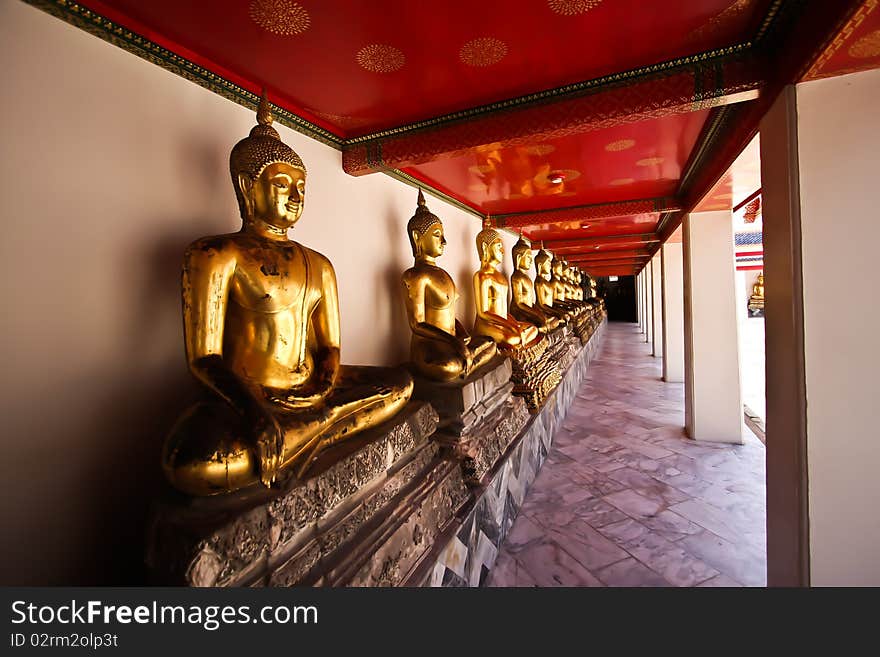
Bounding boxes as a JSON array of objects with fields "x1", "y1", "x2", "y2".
[{"x1": 184, "y1": 234, "x2": 333, "y2": 273}]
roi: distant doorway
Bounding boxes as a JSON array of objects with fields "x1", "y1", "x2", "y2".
[{"x1": 599, "y1": 275, "x2": 636, "y2": 322}]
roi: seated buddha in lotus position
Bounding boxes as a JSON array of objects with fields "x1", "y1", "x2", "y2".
[
  {"x1": 509, "y1": 233, "x2": 561, "y2": 334},
  {"x1": 472, "y1": 221, "x2": 541, "y2": 349},
  {"x1": 552, "y1": 255, "x2": 585, "y2": 316},
  {"x1": 533, "y1": 246, "x2": 571, "y2": 324},
  {"x1": 162, "y1": 94, "x2": 413, "y2": 496},
  {"x1": 401, "y1": 191, "x2": 497, "y2": 382}
]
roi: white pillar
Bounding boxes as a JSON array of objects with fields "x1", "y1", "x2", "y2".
[
  {"x1": 637, "y1": 272, "x2": 644, "y2": 331},
  {"x1": 683, "y1": 210, "x2": 743, "y2": 444},
  {"x1": 661, "y1": 242, "x2": 684, "y2": 382},
  {"x1": 644, "y1": 261, "x2": 653, "y2": 344},
  {"x1": 651, "y1": 252, "x2": 663, "y2": 357},
  {"x1": 762, "y1": 70, "x2": 880, "y2": 586}
]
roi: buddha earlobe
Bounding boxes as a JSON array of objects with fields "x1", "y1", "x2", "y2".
[{"x1": 238, "y1": 173, "x2": 254, "y2": 216}]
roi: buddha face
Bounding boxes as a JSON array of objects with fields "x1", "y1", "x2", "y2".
[
  {"x1": 414, "y1": 222, "x2": 446, "y2": 259},
  {"x1": 245, "y1": 162, "x2": 306, "y2": 228},
  {"x1": 485, "y1": 238, "x2": 504, "y2": 267},
  {"x1": 536, "y1": 255, "x2": 551, "y2": 277},
  {"x1": 516, "y1": 249, "x2": 533, "y2": 272}
]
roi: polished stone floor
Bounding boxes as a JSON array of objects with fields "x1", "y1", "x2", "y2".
[{"x1": 486, "y1": 322, "x2": 767, "y2": 587}]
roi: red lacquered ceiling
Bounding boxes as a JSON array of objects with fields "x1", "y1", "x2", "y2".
[
  {"x1": 75, "y1": 0, "x2": 771, "y2": 136},
  {"x1": 402, "y1": 110, "x2": 710, "y2": 216},
  {"x1": 526, "y1": 214, "x2": 661, "y2": 243},
  {"x1": 803, "y1": 2, "x2": 880, "y2": 81}
]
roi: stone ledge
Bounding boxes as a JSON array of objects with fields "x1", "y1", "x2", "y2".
[
  {"x1": 145, "y1": 400, "x2": 468, "y2": 587},
  {"x1": 416, "y1": 315, "x2": 607, "y2": 587}
]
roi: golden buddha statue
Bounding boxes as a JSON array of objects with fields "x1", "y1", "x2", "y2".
[
  {"x1": 163, "y1": 94, "x2": 413, "y2": 496},
  {"x1": 748, "y1": 272, "x2": 765, "y2": 315},
  {"x1": 534, "y1": 246, "x2": 571, "y2": 324},
  {"x1": 472, "y1": 220, "x2": 541, "y2": 349},
  {"x1": 551, "y1": 255, "x2": 585, "y2": 316},
  {"x1": 509, "y1": 233, "x2": 562, "y2": 333},
  {"x1": 402, "y1": 191, "x2": 497, "y2": 382}
]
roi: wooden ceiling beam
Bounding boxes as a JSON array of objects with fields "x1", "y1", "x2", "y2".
[
  {"x1": 343, "y1": 52, "x2": 762, "y2": 175},
  {"x1": 494, "y1": 198, "x2": 678, "y2": 229},
  {"x1": 536, "y1": 233, "x2": 658, "y2": 250}
]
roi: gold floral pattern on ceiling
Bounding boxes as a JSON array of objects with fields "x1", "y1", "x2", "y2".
[
  {"x1": 459, "y1": 37, "x2": 508, "y2": 67},
  {"x1": 249, "y1": 0, "x2": 311, "y2": 36},
  {"x1": 636, "y1": 157, "x2": 665, "y2": 167},
  {"x1": 849, "y1": 29, "x2": 880, "y2": 58},
  {"x1": 357, "y1": 44, "x2": 406, "y2": 73},
  {"x1": 547, "y1": 0, "x2": 603, "y2": 16},
  {"x1": 688, "y1": 0, "x2": 756, "y2": 43},
  {"x1": 605, "y1": 139, "x2": 636, "y2": 152}
]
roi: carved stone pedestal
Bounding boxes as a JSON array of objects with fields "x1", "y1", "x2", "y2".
[
  {"x1": 411, "y1": 355, "x2": 529, "y2": 485},
  {"x1": 502, "y1": 336, "x2": 563, "y2": 413},
  {"x1": 146, "y1": 401, "x2": 468, "y2": 587},
  {"x1": 421, "y1": 316, "x2": 608, "y2": 587},
  {"x1": 545, "y1": 325, "x2": 578, "y2": 372}
]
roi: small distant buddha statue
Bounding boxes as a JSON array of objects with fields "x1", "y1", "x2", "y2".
[
  {"x1": 551, "y1": 255, "x2": 585, "y2": 316},
  {"x1": 473, "y1": 220, "x2": 541, "y2": 349},
  {"x1": 533, "y1": 246, "x2": 571, "y2": 324},
  {"x1": 162, "y1": 93, "x2": 413, "y2": 496},
  {"x1": 509, "y1": 233, "x2": 562, "y2": 333},
  {"x1": 748, "y1": 272, "x2": 765, "y2": 315},
  {"x1": 402, "y1": 190, "x2": 497, "y2": 382}
]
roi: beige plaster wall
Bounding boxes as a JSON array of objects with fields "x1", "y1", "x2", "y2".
[
  {"x1": 0, "y1": 2, "x2": 516, "y2": 584},
  {"x1": 796, "y1": 69, "x2": 880, "y2": 585}
]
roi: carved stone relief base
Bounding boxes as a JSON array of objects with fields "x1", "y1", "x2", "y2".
[
  {"x1": 411, "y1": 355, "x2": 530, "y2": 486},
  {"x1": 146, "y1": 401, "x2": 468, "y2": 587},
  {"x1": 417, "y1": 317, "x2": 607, "y2": 587}
]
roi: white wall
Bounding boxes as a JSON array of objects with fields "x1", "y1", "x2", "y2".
[
  {"x1": 0, "y1": 1, "x2": 515, "y2": 584},
  {"x1": 796, "y1": 69, "x2": 880, "y2": 585}
]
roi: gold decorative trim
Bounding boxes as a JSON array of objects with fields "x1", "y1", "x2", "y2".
[
  {"x1": 357, "y1": 44, "x2": 406, "y2": 73},
  {"x1": 459, "y1": 37, "x2": 508, "y2": 67},
  {"x1": 803, "y1": 0, "x2": 878, "y2": 79},
  {"x1": 384, "y1": 169, "x2": 484, "y2": 220},
  {"x1": 24, "y1": 0, "x2": 343, "y2": 148},
  {"x1": 346, "y1": 43, "x2": 755, "y2": 144},
  {"x1": 610, "y1": 178, "x2": 635, "y2": 186},
  {"x1": 249, "y1": 0, "x2": 310, "y2": 36}
]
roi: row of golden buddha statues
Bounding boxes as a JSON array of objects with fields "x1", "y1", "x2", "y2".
[{"x1": 162, "y1": 96, "x2": 604, "y2": 497}]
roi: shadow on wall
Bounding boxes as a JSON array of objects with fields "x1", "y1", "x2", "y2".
[
  {"x1": 383, "y1": 204, "x2": 412, "y2": 364},
  {"x1": 1, "y1": 225, "x2": 208, "y2": 585}
]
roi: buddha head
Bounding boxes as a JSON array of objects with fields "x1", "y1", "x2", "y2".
[
  {"x1": 408, "y1": 189, "x2": 445, "y2": 260},
  {"x1": 512, "y1": 232, "x2": 534, "y2": 272},
  {"x1": 475, "y1": 219, "x2": 503, "y2": 268},
  {"x1": 535, "y1": 245, "x2": 553, "y2": 279},
  {"x1": 552, "y1": 255, "x2": 565, "y2": 279},
  {"x1": 230, "y1": 92, "x2": 307, "y2": 229}
]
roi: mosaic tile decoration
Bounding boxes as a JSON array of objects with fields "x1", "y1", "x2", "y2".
[{"x1": 423, "y1": 318, "x2": 607, "y2": 587}]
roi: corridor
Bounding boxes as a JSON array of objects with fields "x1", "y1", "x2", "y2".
[{"x1": 487, "y1": 322, "x2": 767, "y2": 587}]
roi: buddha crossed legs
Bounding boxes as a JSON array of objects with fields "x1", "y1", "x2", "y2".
[
  {"x1": 401, "y1": 191, "x2": 496, "y2": 382},
  {"x1": 163, "y1": 95, "x2": 412, "y2": 496}
]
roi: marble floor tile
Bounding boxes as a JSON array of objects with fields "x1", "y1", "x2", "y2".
[
  {"x1": 680, "y1": 530, "x2": 767, "y2": 587},
  {"x1": 486, "y1": 323, "x2": 767, "y2": 588},
  {"x1": 514, "y1": 541, "x2": 605, "y2": 587},
  {"x1": 595, "y1": 558, "x2": 671, "y2": 587}
]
